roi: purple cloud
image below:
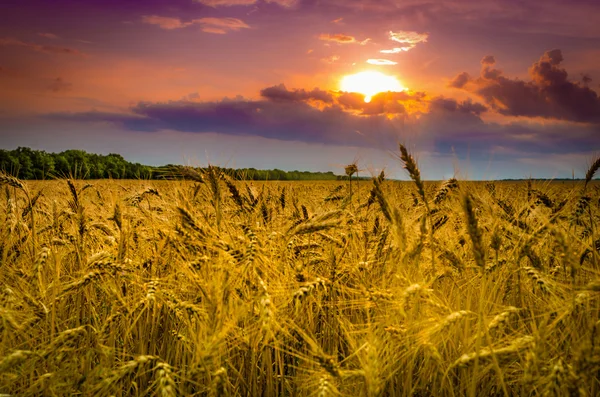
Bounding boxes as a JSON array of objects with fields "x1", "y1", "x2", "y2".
[
  {"x1": 260, "y1": 84, "x2": 334, "y2": 103},
  {"x1": 43, "y1": 85, "x2": 492, "y2": 151},
  {"x1": 45, "y1": 97, "x2": 401, "y2": 147},
  {"x1": 451, "y1": 49, "x2": 600, "y2": 123}
]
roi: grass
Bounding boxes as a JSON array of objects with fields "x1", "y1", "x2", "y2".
[{"x1": 1, "y1": 152, "x2": 599, "y2": 396}]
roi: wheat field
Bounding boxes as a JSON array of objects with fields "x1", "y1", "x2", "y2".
[{"x1": 1, "y1": 151, "x2": 600, "y2": 396}]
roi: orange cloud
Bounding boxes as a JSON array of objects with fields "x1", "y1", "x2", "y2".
[
  {"x1": 195, "y1": 0, "x2": 254, "y2": 6},
  {"x1": 198, "y1": 18, "x2": 250, "y2": 34},
  {"x1": 319, "y1": 33, "x2": 356, "y2": 43},
  {"x1": 194, "y1": 0, "x2": 296, "y2": 7},
  {"x1": 142, "y1": 15, "x2": 194, "y2": 29},
  {"x1": 142, "y1": 16, "x2": 249, "y2": 33}
]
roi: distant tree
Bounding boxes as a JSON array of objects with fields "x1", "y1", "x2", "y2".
[
  {"x1": 0, "y1": 147, "x2": 343, "y2": 180},
  {"x1": 0, "y1": 150, "x2": 20, "y2": 175},
  {"x1": 15, "y1": 147, "x2": 34, "y2": 179},
  {"x1": 53, "y1": 154, "x2": 70, "y2": 177}
]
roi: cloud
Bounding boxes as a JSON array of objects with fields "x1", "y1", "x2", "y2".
[
  {"x1": 201, "y1": 27, "x2": 227, "y2": 34},
  {"x1": 198, "y1": 17, "x2": 250, "y2": 34},
  {"x1": 265, "y1": 0, "x2": 298, "y2": 6},
  {"x1": 260, "y1": 84, "x2": 334, "y2": 103},
  {"x1": 481, "y1": 55, "x2": 495, "y2": 65},
  {"x1": 319, "y1": 33, "x2": 356, "y2": 43},
  {"x1": 43, "y1": 82, "x2": 597, "y2": 161},
  {"x1": 429, "y1": 118, "x2": 600, "y2": 161},
  {"x1": 337, "y1": 91, "x2": 411, "y2": 115},
  {"x1": 380, "y1": 48, "x2": 409, "y2": 54},
  {"x1": 451, "y1": 49, "x2": 600, "y2": 123},
  {"x1": 48, "y1": 77, "x2": 72, "y2": 93},
  {"x1": 142, "y1": 15, "x2": 249, "y2": 33},
  {"x1": 142, "y1": 15, "x2": 195, "y2": 30},
  {"x1": 0, "y1": 37, "x2": 85, "y2": 56},
  {"x1": 38, "y1": 33, "x2": 59, "y2": 39},
  {"x1": 449, "y1": 72, "x2": 470, "y2": 88},
  {"x1": 194, "y1": 0, "x2": 296, "y2": 7},
  {"x1": 44, "y1": 84, "x2": 441, "y2": 147},
  {"x1": 429, "y1": 97, "x2": 487, "y2": 116},
  {"x1": 46, "y1": 98, "x2": 403, "y2": 148},
  {"x1": 380, "y1": 30, "x2": 428, "y2": 53},
  {"x1": 367, "y1": 59, "x2": 397, "y2": 65}
]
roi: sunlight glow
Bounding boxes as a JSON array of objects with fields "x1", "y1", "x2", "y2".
[{"x1": 340, "y1": 71, "x2": 405, "y2": 102}]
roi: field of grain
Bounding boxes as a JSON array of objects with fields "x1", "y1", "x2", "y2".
[{"x1": 1, "y1": 156, "x2": 600, "y2": 396}]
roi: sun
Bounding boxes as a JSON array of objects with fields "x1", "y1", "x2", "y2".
[{"x1": 340, "y1": 71, "x2": 405, "y2": 103}]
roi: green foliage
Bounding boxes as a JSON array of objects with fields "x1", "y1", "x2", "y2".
[
  {"x1": 0, "y1": 147, "x2": 153, "y2": 180},
  {"x1": 0, "y1": 147, "x2": 342, "y2": 181}
]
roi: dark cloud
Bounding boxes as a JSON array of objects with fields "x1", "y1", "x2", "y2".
[
  {"x1": 41, "y1": 84, "x2": 599, "y2": 163},
  {"x1": 429, "y1": 97, "x2": 487, "y2": 116},
  {"x1": 432, "y1": 120, "x2": 600, "y2": 160},
  {"x1": 419, "y1": 96, "x2": 599, "y2": 160},
  {"x1": 260, "y1": 84, "x2": 333, "y2": 103},
  {"x1": 449, "y1": 72, "x2": 470, "y2": 88},
  {"x1": 43, "y1": 85, "x2": 491, "y2": 151},
  {"x1": 451, "y1": 49, "x2": 600, "y2": 123},
  {"x1": 481, "y1": 55, "x2": 495, "y2": 65},
  {"x1": 45, "y1": 97, "x2": 403, "y2": 148}
]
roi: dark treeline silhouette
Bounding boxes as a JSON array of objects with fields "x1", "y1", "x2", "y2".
[{"x1": 0, "y1": 147, "x2": 344, "y2": 181}]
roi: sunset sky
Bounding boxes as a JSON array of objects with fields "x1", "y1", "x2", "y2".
[{"x1": 1, "y1": 0, "x2": 600, "y2": 179}]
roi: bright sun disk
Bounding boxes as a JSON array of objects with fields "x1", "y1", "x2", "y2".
[{"x1": 340, "y1": 71, "x2": 405, "y2": 103}]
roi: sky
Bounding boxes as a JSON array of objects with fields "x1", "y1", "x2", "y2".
[{"x1": 1, "y1": 0, "x2": 600, "y2": 179}]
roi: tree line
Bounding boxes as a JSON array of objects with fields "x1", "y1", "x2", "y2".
[{"x1": 0, "y1": 147, "x2": 344, "y2": 181}]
